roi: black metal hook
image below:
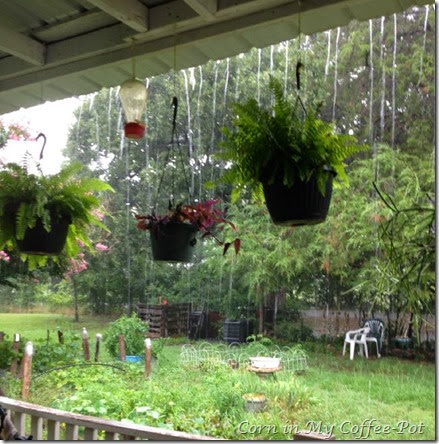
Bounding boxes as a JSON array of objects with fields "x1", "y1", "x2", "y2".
[{"x1": 36, "y1": 133, "x2": 46, "y2": 160}]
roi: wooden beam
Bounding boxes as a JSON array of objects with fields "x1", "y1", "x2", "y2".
[
  {"x1": 0, "y1": 25, "x2": 46, "y2": 65},
  {"x1": 183, "y1": 0, "x2": 217, "y2": 20},
  {"x1": 87, "y1": 0, "x2": 149, "y2": 32},
  {"x1": 33, "y1": 10, "x2": 117, "y2": 43}
]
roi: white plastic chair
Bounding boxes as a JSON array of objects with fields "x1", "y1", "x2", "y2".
[{"x1": 342, "y1": 327, "x2": 370, "y2": 360}]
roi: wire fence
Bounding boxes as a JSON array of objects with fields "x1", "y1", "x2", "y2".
[{"x1": 179, "y1": 342, "x2": 308, "y2": 372}]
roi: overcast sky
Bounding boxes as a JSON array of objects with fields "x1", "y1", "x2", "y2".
[{"x1": 0, "y1": 97, "x2": 81, "y2": 175}]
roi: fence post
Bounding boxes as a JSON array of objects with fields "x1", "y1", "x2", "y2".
[
  {"x1": 21, "y1": 341, "x2": 33, "y2": 399},
  {"x1": 145, "y1": 338, "x2": 151, "y2": 379},
  {"x1": 57, "y1": 329, "x2": 64, "y2": 344},
  {"x1": 95, "y1": 333, "x2": 102, "y2": 362},
  {"x1": 119, "y1": 335, "x2": 126, "y2": 362},
  {"x1": 82, "y1": 328, "x2": 90, "y2": 361},
  {"x1": 10, "y1": 333, "x2": 20, "y2": 376}
]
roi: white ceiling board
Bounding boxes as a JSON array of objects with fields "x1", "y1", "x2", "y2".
[
  {"x1": 0, "y1": 0, "x2": 433, "y2": 114},
  {"x1": 87, "y1": 0, "x2": 149, "y2": 32},
  {"x1": 0, "y1": 25, "x2": 46, "y2": 65}
]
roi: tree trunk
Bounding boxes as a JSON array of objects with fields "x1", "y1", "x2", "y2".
[
  {"x1": 258, "y1": 302, "x2": 264, "y2": 334},
  {"x1": 73, "y1": 278, "x2": 79, "y2": 322}
]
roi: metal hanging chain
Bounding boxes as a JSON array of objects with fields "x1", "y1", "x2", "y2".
[
  {"x1": 153, "y1": 97, "x2": 192, "y2": 211},
  {"x1": 295, "y1": 0, "x2": 307, "y2": 114}
]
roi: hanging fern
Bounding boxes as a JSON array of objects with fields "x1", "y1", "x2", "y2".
[
  {"x1": 219, "y1": 76, "x2": 369, "y2": 197},
  {"x1": 0, "y1": 161, "x2": 114, "y2": 265}
]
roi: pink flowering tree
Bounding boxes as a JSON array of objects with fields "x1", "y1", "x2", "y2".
[{"x1": 0, "y1": 121, "x2": 30, "y2": 149}]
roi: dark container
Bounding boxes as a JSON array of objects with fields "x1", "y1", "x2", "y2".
[
  {"x1": 262, "y1": 170, "x2": 335, "y2": 226},
  {"x1": 16, "y1": 215, "x2": 71, "y2": 255},
  {"x1": 224, "y1": 320, "x2": 253, "y2": 344},
  {"x1": 150, "y1": 222, "x2": 197, "y2": 262}
]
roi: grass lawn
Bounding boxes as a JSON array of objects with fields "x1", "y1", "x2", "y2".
[
  {"x1": 0, "y1": 312, "x2": 114, "y2": 341},
  {"x1": 0, "y1": 313, "x2": 435, "y2": 440}
]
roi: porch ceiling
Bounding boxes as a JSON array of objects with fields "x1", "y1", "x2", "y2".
[{"x1": 0, "y1": 0, "x2": 432, "y2": 114}]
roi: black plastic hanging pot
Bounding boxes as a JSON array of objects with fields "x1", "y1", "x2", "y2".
[
  {"x1": 150, "y1": 222, "x2": 197, "y2": 262},
  {"x1": 16, "y1": 214, "x2": 71, "y2": 255},
  {"x1": 262, "y1": 168, "x2": 336, "y2": 226}
]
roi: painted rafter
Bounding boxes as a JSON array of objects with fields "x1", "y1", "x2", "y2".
[
  {"x1": 183, "y1": 0, "x2": 217, "y2": 20},
  {"x1": 0, "y1": 25, "x2": 46, "y2": 66},
  {"x1": 87, "y1": 0, "x2": 149, "y2": 33}
]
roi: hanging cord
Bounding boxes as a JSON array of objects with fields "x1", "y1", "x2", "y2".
[
  {"x1": 153, "y1": 31, "x2": 191, "y2": 211},
  {"x1": 295, "y1": 0, "x2": 306, "y2": 114},
  {"x1": 130, "y1": 40, "x2": 137, "y2": 79}
]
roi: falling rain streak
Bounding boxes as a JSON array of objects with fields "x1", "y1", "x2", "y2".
[{"x1": 332, "y1": 27, "x2": 341, "y2": 121}]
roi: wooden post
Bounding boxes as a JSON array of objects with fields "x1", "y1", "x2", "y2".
[
  {"x1": 10, "y1": 333, "x2": 20, "y2": 376},
  {"x1": 46, "y1": 329, "x2": 50, "y2": 345},
  {"x1": 21, "y1": 341, "x2": 33, "y2": 400},
  {"x1": 119, "y1": 335, "x2": 126, "y2": 362},
  {"x1": 94, "y1": 333, "x2": 102, "y2": 362},
  {"x1": 145, "y1": 338, "x2": 151, "y2": 379},
  {"x1": 82, "y1": 328, "x2": 90, "y2": 361},
  {"x1": 57, "y1": 329, "x2": 64, "y2": 344}
]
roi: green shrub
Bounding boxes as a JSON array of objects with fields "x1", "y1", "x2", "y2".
[
  {"x1": 32, "y1": 334, "x2": 82, "y2": 373},
  {"x1": 104, "y1": 314, "x2": 149, "y2": 358},
  {"x1": 274, "y1": 320, "x2": 314, "y2": 343},
  {"x1": 0, "y1": 335, "x2": 21, "y2": 369}
]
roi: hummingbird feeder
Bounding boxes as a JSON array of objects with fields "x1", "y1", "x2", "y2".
[{"x1": 119, "y1": 78, "x2": 147, "y2": 139}]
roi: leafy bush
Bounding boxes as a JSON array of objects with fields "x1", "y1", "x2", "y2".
[
  {"x1": 32, "y1": 334, "x2": 83, "y2": 373},
  {"x1": 274, "y1": 321, "x2": 314, "y2": 343},
  {"x1": 104, "y1": 314, "x2": 149, "y2": 358},
  {"x1": 0, "y1": 335, "x2": 22, "y2": 369},
  {"x1": 246, "y1": 333, "x2": 273, "y2": 347}
]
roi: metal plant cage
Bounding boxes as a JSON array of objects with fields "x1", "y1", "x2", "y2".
[{"x1": 179, "y1": 342, "x2": 308, "y2": 373}]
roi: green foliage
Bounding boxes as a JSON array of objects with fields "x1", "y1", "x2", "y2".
[
  {"x1": 0, "y1": 335, "x2": 21, "y2": 369},
  {"x1": 32, "y1": 333, "x2": 83, "y2": 373},
  {"x1": 274, "y1": 321, "x2": 315, "y2": 343},
  {"x1": 24, "y1": 342, "x2": 435, "y2": 440},
  {"x1": 220, "y1": 76, "x2": 368, "y2": 199},
  {"x1": 246, "y1": 333, "x2": 273, "y2": 347},
  {"x1": 104, "y1": 314, "x2": 149, "y2": 357},
  {"x1": 0, "y1": 162, "x2": 113, "y2": 268}
]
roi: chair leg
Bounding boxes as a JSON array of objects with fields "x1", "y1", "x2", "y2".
[
  {"x1": 363, "y1": 342, "x2": 369, "y2": 358},
  {"x1": 349, "y1": 342, "x2": 355, "y2": 360},
  {"x1": 343, "y1": 341, "x2": 346, "y2": 356}
]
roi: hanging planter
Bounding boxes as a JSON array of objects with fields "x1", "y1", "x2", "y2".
[
  {"x1": 219, "y1": 75, "x2": 369, "y2": 226},
  {"x1": 16, "y1": 214, "x2": 71, "y2": 255},
  {"x1": 262, "y1": 168, "x2": 336, "y2": 226},
  {"x1": 0, "y1": 160, "x2": 113, "y2": 263},
  {"x1": 135, "y1": 98, "x2": 240, "y2": 262},
  {"x1": 149, "y1": 221, "x2": 198, "y2": 262},
  {"x1": 136, "y1": 201, "x2": 240, "y2": 263}
]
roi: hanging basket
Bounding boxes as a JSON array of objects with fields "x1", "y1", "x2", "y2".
[
  {"x1": 262, "y1": 169, "x2": 336, "y2": 226},
  {"x1": 16, "y1": 214, "x2": 71, "y2": 255},
  {"x1": 149, "y1": 222, "x2": 197, "y2": 262}
]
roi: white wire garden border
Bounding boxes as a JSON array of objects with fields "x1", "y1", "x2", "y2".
[{"x1": 179, "y1": 342, "x2": 308, "y2": 373}]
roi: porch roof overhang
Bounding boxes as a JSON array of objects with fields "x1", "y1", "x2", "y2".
[{"x1": 0, "y1": 0, "x2": 432, "y2": 115}]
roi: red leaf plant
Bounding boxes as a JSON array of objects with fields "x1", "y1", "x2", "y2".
[{"x1": 135, "y1": 200, "x2": 240, "y2": 255}]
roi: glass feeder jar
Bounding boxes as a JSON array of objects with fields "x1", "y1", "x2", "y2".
[{"x1": 119, "y1": 78, "x2": 147, "y2": 139}]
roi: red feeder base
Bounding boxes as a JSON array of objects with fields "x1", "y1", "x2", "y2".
[{"x1": 124, "y1": 122, "x2": 146, "y2": 139}]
